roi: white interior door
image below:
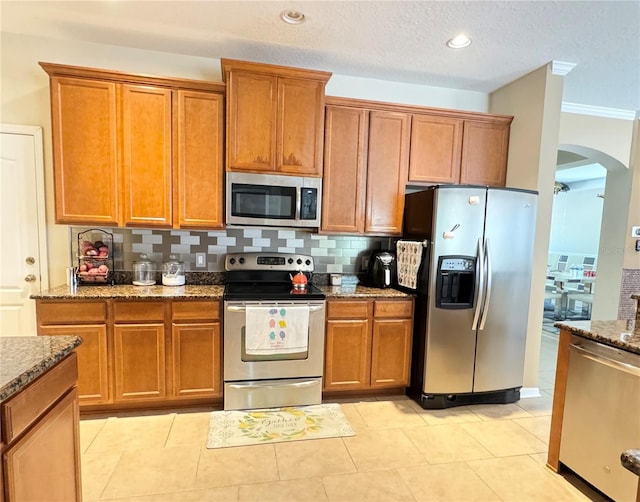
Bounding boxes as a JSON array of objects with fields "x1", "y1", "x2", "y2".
[{"x1": 0, "y1": 125, "x2": 49, "y2": 336}]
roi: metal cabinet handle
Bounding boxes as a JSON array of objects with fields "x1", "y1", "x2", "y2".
[{"x1": 25, "y1": 274, "x2": 37, "y2": 282}]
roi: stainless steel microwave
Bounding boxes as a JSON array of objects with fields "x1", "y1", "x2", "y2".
[{"x1": 226, "y1": 172, "x2": 322, "y2": 228}]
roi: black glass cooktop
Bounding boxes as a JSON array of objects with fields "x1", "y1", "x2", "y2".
[{"x1": 223, "y1": 282, "x2": 326, "y2": 301}]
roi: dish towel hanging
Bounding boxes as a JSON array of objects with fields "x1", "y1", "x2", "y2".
[
  {"x1": 245, "y1": 305, "x2": 310, "y2": 355},
  {"x1": 396, "y1": 240, "x2": 424, "y2": 290}
]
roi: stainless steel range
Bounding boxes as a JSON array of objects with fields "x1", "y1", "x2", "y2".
[{"x1": 223, "y1": 252, "x2": 326, "y2": 410}]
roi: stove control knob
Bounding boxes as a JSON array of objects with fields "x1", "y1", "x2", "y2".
[
  {"x1": 305, "y1": 259, "x2": 311, "y2": 266},
  {"x1": 296, "y1": 258, "x2": 302, "y2": 265},
  {"x1": 288, "y1": 258, "x2": 294, "y2": 264},
  {"x1": 239, "y1": 257, "x2": 245, "y2": 264},
  {"x1": 229, "y1": 258, "x2": 236, "y2": 265}
]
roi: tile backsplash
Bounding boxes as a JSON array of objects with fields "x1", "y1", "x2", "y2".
[{"x1": 71, "y1": 227, "x2": 395, "y2": 275}]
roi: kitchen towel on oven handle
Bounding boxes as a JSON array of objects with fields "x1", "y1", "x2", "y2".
[
  {"x1": 245, "y1": 305, "x2": 310, "y2": 355},
  {"x1": 396, "y1": 240, "x2": 424, "y2": 290}
]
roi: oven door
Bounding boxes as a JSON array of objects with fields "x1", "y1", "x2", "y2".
[{"x1": 223, "y1": 300, "x2": 326, "y2": 381}]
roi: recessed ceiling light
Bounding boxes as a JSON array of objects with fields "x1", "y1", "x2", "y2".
[
  {"x1": 280, "y1": 10, "x2": 306, "y2": 25},
  {"x1": 446, "y1": 34, "x2": 472, "y2": 49}
]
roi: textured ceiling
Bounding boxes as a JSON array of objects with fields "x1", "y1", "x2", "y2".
[{"x1": 2, "y1": 0, "x2": 639, "y2": 112}]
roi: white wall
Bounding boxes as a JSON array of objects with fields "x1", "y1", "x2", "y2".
[{"x1": 548, "y1": 183, "x2": 605, "y2": 256}]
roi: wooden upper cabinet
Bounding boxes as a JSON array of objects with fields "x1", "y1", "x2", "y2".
[
  {"x1": 409, "y1": 115, "x2": 463, "y2": 184},
  {"x1": 41, "y1": 62, "x2": 226, "y2": 229},
  {"x1": 277, "y1": 77, "x2": 326, "y2": 175},
  {"x1": 365, "y1": 111, "x2": 411, "y2": 235},
  {"x1": 49, "y1": 76, "x2": 119, "y2": 225},
  {"x1": 460, "y1": 120, "x2": 510, "y2": 186},
  {"x1": 121, "y1": 84, "x2": 173, "y2": 227},
  {"x1": 321, "y1": 106, "x2": 368, "y2": 233},
  {"x1": 222, "y1": 58, "x2": 332, "y2": 176},
  {"x1": 226, "y1": 71, "x2": 277, "y2": 172},
  {"x1": 175, "y1": 90, "x2": 225, "y2": 229}
]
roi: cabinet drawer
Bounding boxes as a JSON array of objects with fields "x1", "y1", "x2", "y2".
[
  {"x1": 2, "y1": 352, "x2": 78, "y2": 443},
  {"x1": 327, "y1": 300, "x2": 370, "y2": 319},
  {"x1": 114, "y1": 301, "x2": 165, "y2": 322},
  {"x1": 37, "y1": 301, "x2": 106, "y2": 324},
  {"x1": 374, "y1": 300, "x2": 413, "y2": 319},
  {"x1": 172, "y1": 301, "x2": 220, "y2": 321}
]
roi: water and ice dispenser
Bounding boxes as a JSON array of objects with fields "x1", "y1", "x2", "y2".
[{"x1": 435, "y1": 256, "x2": 476, "y2": 309}]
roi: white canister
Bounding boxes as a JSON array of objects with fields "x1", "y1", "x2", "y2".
[{"x1": 162, "y1": 255, "x2": 185, "y2": 286}]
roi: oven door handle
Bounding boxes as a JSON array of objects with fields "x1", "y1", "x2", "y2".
[{"x1": 226, "y1": 305, "x2": 325, "y2": 313}]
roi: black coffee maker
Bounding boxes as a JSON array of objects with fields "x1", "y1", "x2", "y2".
[{"x1": 368, "y1": 251, "x2": 397, "y2": 288}]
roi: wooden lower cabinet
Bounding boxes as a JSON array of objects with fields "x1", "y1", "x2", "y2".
[
  {"x1": 114, "y1": 323, "x2": 166, "y2": 401},
  {"x1": 2, "y1": 353, "x2": 81, "y2": 501},
  {"x1": 324, "y1": 298, "x2": 413, "y2": 393},
  {"x1": 35, "y1": 298, "x2": 223, "y2": 411},
  {"x1": 38, "y1": 324, "x2": 109, "y2": 405}
]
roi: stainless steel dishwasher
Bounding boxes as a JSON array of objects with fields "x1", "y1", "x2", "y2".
[{"x1": 559, "y1": 335, "x2": 640, "y2": 502}]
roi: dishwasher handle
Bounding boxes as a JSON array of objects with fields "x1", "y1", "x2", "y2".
[
  {"x1": 570, "y1": 342, "x2": 640, "y2": 377},
  {"x1": 226, "y1": 305, "x2": 325, "y2": 313}
]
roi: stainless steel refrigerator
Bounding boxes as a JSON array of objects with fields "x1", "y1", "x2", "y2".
[{"x1": 402, "y1": 185, "x2": 537, "y2": 408}]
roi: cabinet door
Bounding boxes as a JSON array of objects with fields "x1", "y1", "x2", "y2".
[
  {"x1": 175, "y1": 90, "x2": 224, "y2": 228},
  {"x1": 226, "y1": 72, "x2": 277, "y2": 172},
  {"x1": 171, "y1": 322, "x2": 222, "y2": 398},
  {"x1": 365, "y1": 111, "x2": 411, "y2": 235},
  {"x1": 49, "y1": 77, "x2": 119, "y2": 225},
  {"x1": 324, "y1": 319, "x2": 371, "y2": 390},
  {"x1": 370, "y1": 318, "x2": 413, "y2": 388},
  {"x1": 321, "y1": 106, "x2": 368, "y2": 233},
  {"x1": 409, "y1": 115, "x2": 463, "y2": 184},
  {"x1": 38, "y1": 324, "x2": 109, "y2": 405},
  {"x1": 460, "y1": 120, "x2": 510, "y2": 186},
  {"x1": 4, "y1": 389, "x2": 81, "y2": 502},
  {"x1": 113, "y1": 323, "x2": 166, "y2": 401},
  {"x1": 277, "y1": 77, "x2": 325, "y2": 176},
  {"x1": 121, "y1": 84, "x2": 173, "y2": 227}
]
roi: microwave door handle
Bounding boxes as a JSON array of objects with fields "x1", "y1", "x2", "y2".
[{"x1": 295, "y1": 186, "x2": 302, "y2": 221}]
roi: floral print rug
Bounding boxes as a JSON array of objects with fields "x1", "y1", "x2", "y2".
[{"x1": 206, "y1": 403, "x2": 355, "y2": 448}]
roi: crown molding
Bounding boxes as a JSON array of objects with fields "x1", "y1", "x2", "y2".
[
  {"x1": 551, "y1": 60, "x2": 577, "y2": 76},
  {"x1": 561, "y1": 102, "x2": 638, "y2": 120}
]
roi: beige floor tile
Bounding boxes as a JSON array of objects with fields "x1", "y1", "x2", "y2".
[
  {"x1": 100, "y1": 486, "x2": 239, "y2": 501},
  {"x1": 467, "y1": 402, "x2": 533, "y2": 421},
  {"x1": 403, "y1": 424, "x2": 493, "y2": 464},
  {"x1": 461, "y1": 420, "x2": 548, "y2": 457},
  {"x1": 398, "y1": 462, "x2": 500, "y2": 501},
  {"x1": 408, "y1": 403, "x2": 483, "y2": 425},
  {"x1": 467, "y1": 455, "x2": 589, "y2": 501},
  {"x1": 101, "y1": 445, "x2": 200, "y2": 499},
  {"x1": 336, "y1": 402, "x2": 370, "y2": 432},
  {"x1": 513, "y1": 415, "x2": 552, "y2": 443},
  {"x1": 166, "y1": 410, "x2": 211, "y2": 446},
  {"x1": 516, "y1": 392, "x2": 554, "y2": 416},
  {"x1": 323, "y1": 469, "x2": 415, "y2": 502},
  {"x1": 529, "y1": 452, "x2": 549, "y2": 465},
  {"x1": 239, "y1": 477, "x2": 328, "y2": 502},
  {"x1": 80, "y1": 417, "x2": 108, "y2": 453},
  {"x1": 343, "y1": 428, "x2": 426, "y2": 471},
  {"x1": 352, "y1": 399, "x2": 425, "y2": 429},
  {"x1": 275, "y1": 437, "x2": 356, "y2": 480},
  {"x1": 81, "y1": 451, "x2": 121, "y2": 501},
  {"x1": 86, "y1": 414, "x2": 175, "y2": 453},
  {"x1": 195, "y1": 444, "x2": 279, "y2": 489}
]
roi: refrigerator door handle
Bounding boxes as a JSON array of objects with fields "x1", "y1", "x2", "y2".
[
  {"x1": 479, "y1": 238, "x2": 493, "y2": 330},
  {"x1": 471, "y1": 237, "x2": 485, "y2": 330}
]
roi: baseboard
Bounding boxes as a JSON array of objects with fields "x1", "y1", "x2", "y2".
[{"x1": 520, "y1": 387, "x2": 542, "y2": 398}]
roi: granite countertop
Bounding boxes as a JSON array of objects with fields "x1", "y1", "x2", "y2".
[
  {"x1": 319, "y1": 285, "x2": 413, "y2": 298},
  {"x1": 32, "y1": 283, "x2": 410, "y2": 300},
  {"x1": 554, "y1": 320, "x2": 640, "y2": 355},
  {"x1": 621, "y1": 449, "x2": 640, "y2": 477},
  {"x1": 0, "y1": 335, "x2": 82, "y2": 403},
  {"x1": 31, "y1": 284, "x2": 225, "y2": 300}
]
